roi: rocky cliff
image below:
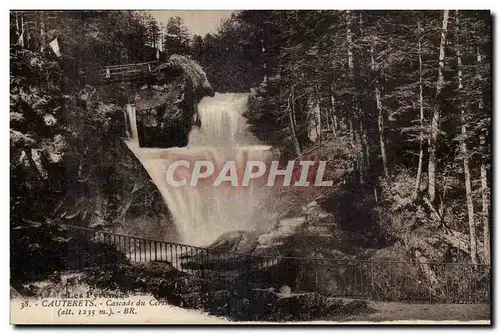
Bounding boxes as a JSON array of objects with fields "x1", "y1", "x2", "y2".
[
  {"x1": 134, "y1": 55, "x2": 214, "y2": 148},
  {"x1": 11, "y1": 48, "x2": 214, "y2": 283}
]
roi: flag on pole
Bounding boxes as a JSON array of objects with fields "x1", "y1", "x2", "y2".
[{"x1": 49, "y1": 37, "x2": 61, "y2": 57}]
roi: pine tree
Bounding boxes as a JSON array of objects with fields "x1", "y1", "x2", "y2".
[{"x1": 428, "y1": 10, "x2": 449, "y2": 204}]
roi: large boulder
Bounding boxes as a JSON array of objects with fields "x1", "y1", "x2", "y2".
[
  {"x1": 253, "y1": 217, "x2": 307, "y2": 256},
  {"x1": 134, "y1": 55, "x2": 214, "y2": 148},
  {"x1": 208, "y1": 230, "x2": 260, "y2": 254},
  {"x1": 178, "y1": 199, "x2": 361, "y2": 297}
]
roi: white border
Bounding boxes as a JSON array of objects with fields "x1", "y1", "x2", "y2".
[
  {"x1": 3, "y1": 1, "x2": 500, "y2": 9},
  {"x1": 1, "y1": 1, "x2": 498, "y2": 332}
]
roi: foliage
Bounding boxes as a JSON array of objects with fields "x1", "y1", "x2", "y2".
[
  {"x1": 163, "y1": 16, "x2": 191, "y2": 57},
  {"x1": 10, "y1": 10, "x2": 492, "y2": 293},
  {"x1": 197, "y1": 10, "x2": 491, "y2": 266},
  {"x1": 10, "y1": 12, "x2": 180, "y2": 285},
  {"x1": 10, "y1": 220, "x2": 128, "y2": 285}
]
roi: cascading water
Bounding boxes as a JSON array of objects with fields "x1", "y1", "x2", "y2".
[
  {"x1": 126, "y1": 104, "x2": 139, "y2": 141},
  {"x1": 125, "y1": 93, "x2": 281, "y2": 246}
]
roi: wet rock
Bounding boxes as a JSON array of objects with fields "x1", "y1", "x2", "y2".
[
  {"x1": 277, "y1": 217, "x2": 307, "y2": 233},
  {"x1": 306, "y1": 225, "x2": 332, "y2": 235},
  {"x1": 135, "y1": 55, "x2": 213, "y2": 148},
  {"x1": 253, "y1": 244, "x2": 284, "y2": 257},
  {"x1": 256, "y1": 217, "x2": 307, "y2": 247},
  {"x1": 306, "y1": 201, "x2": 319, "y2": 209},
  {"x1": 209, "y1": 230, "x2": 259, "y2": 254},
  {"x1": 179, "y1": 231, "x2": 259, "y2": 274},
  {"x1": 175, "y1": 198, "x2": 361, "y2": 308}
]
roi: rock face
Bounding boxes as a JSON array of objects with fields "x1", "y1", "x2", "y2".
[
  {"x1": 209, "y1": 230, "x2": 260, "y2": 254},
  {"x1": 11, "y1": 99, "x2": 177, "y2": 242},
  {"x1": 10, "y1": 47, "x2": 178, "y2": 284},
  {"x1": 134, "y1": 55, "x2": 214, "y2": 148},
  {"x1": 179, "y1": 200, "x2": 363, "y2": 298}
]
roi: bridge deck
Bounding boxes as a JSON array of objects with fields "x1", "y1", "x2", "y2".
[{"x1": 77, "y1": 61, "x2": 161, "y2": 83}]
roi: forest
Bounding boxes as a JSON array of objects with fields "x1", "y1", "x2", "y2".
[
  {"x1": 10, "y1": 10, "x2": 491, "y2": 301},
  {"x1": 10, "y1": 11, "x2": 188, "y2": 282},
  {"x1": 191, "y1": 10, "x2": 492, "y2": 266}
]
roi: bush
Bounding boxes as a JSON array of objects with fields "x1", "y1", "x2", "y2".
[{"x1": 10, "y1": 219, "x2": 129, "y2": 286}]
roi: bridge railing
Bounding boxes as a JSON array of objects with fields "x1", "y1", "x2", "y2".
[
  {"x1": 77, "y1": 61, "x2": 160, "y2": 82},
  {"x1": 62, "y1": 224, "x2": 491, "y2": 304}
]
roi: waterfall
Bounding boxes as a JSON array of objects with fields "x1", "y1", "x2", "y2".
[
  {"x1": 126, "y1": 93, "x2": 282, "y2": 246},
  {"x1": 122, "y1": 108, "x2": 130, "y2": 138},
  {"x1": 126, "y1": 104, "x2": 139, "y2": 143}
]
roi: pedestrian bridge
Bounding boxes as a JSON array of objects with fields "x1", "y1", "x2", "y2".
[{"x1": 77, "y1": 60, "x2": 164, "y2": 84}]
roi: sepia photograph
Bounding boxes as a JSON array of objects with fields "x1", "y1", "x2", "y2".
[{"x1": 9, "y1": 9, "x2": 492, "y2": 324}]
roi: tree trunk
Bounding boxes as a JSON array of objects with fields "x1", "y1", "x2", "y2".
[
  {"x1": 315, "y1": 85, "x2": 322, "y2": 145},
  {"x1": 375, "y1": 86, "x2": 387, "y2": 177},
  {"x1": 325, "y1": 95, "x2": 331, "y2": 131},
  {"x1": 352, "y1": 12, "x2": 370, "y2": 179},
  {"x1": 428, "y1": 10, "x2": 449, "y2": 203},
  {"x1": 360, "y1": 114, "x2": 370, "y2": 174},
  {"x1": 19, "y1": 15, "x2": 25, "y2": 48},
  {"x1": 346, "y1": 10, "x2": 365, "y2": 182},
  {"x1": 349, "y1": 119, "x2": 355, "y2": 150},
  {"x1": 415, "y1": 21, "x2": 425, "y2": 195},
  {"x1": 15, "y1": 12, "x2": 20, "y2": 41},
  {"x1": 330, "y1": 89, "x2": 338, "y2": 135},
  {"x1": 289, "y1": 87, "x2": 301, "y2": 156},
  {"x1": 456, "y1": 10, "x2": 478, "y2": 264},
  {"x1": 461, "y1": 82, "x2": 478, "y2": 265},
  {"x1": 40, "y1": 12, "x2": 45, "y2": 52},
  {"x1": 480, "y1": 140, "x2": 490, "y2": 264},
  {"x1": 349, "y1": 120, "x2": 364, "y2": 186},
  {"x1": 22, "y1": 149, "x2": 43, "y2": 180},
  {"x1": 346, "y1": 10, "x2": 354, "y2": 70},
  {"x1": 422, "y1": 195, "x2": 484, "y2": 262},
  {"x1": 361, "y1": 122, "x2": 372, "y2": 199},
  {"x1": 477, "y1": 46, "x2": 490, "y2": 265},
  {"x1": 332, "y1": 102, "x2": 338, "y2": 131},
  {"x1": 355, "y1": 128, "x2": 364, "y2": 186},
  {"x1": 371, "y1": 45, "x2": 388, "y2": 177}
]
